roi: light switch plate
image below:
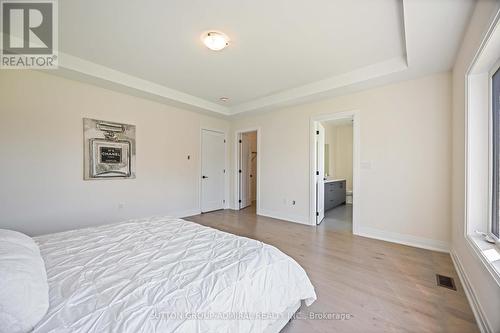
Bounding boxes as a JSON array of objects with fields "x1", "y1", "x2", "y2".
[{"x1": 361, "y1": 160, "x2": 372, "y2": 170}]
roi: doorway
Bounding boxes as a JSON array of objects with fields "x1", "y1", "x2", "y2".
[
  {"x1": 310, "y1": 112, "x2": 359, "y2": 232},
  {"x1": 201, "y1": 129, "x2": 226, "y2": 213},
  {"x1": 236, "y1": 129, "x2": 259, "y2": 211}
]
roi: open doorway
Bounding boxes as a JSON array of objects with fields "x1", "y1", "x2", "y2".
[
  {"x1": 310, "y1": 112, "x2": 359, "y2": 233},
  {"x1": 236, "y1": 130, "x2": 259, "y2": 211}
]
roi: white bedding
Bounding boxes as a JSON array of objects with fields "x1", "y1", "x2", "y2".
[{"x1": 33, "y1": 217, "x2": 316, "y2": 332}]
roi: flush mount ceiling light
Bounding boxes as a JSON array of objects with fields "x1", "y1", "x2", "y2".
[
  {"x1": 219, "y1": 97, "x2": 229, "y2": 102},
  {"x1": 202, "y1": 31, "x2": 229, "y2": 51}
]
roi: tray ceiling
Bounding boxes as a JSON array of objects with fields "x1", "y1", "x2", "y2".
[{"x1": 54, "y1": 0, "x2": 475, "y2": 116}]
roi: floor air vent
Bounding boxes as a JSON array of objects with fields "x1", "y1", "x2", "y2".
[{"x1": 436, "y1": 274, "x2": 456, "y2": 291}]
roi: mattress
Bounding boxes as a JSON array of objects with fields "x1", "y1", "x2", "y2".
[{"x1": 33, "y1": 217, "x2": 316, "y2": 332}]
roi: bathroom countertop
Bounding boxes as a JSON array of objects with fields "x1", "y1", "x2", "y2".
[{"x1": 324, "y1": 178, "x2": 346, "y2": 183}]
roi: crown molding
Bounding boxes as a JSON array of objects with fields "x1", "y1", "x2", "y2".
[
  {"x1": 55, "y1": 51, "x2": 408, "y2": 117},
  {"x1": 229, "y1": 56, "x2": 408, "y2": 115},
  {"x1": 49, "y1": 0, "x2": 411, "y2": 117},
  {"x1": 57, "y1": 53, "x2": 231, "y2": 116}
]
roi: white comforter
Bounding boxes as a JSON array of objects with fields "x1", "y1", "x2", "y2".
[{"x1": 33, "y1": 217, "x2": 316, "y2": 332}]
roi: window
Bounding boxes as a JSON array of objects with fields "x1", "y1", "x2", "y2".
[
  {"x1": 492, "y1": 66, "x2": 500, "y2": 240},
  {"x1": 465, "y1": 15, "x2": 500, "y2": 286}
]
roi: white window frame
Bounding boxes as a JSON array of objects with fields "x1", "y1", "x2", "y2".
[
  {"x1": 465, "y1": 10, "x2": 500, "y2": 287},
  {"x1": 489, "y1": 59, "x2": 500, "y2": 243}
]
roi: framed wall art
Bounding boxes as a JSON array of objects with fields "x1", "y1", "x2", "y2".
[{"x1": 83, "y1": 118, "x2": 136, "y2": 180}]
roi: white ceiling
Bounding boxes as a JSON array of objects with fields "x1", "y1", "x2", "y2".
[{"x1": 54, "y1": 0, "x2": 475, "y2": 116}]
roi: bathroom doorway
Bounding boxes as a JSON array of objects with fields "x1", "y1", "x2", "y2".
[{"x1": 310, "y1": 112, "x2": 360, "y2": 233}]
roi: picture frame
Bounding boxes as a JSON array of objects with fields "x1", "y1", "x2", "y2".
[{"x1": 83, "y1": 118, "x2": 136, "y2": 180}]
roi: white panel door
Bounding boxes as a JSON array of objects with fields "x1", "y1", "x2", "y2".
[
  {"x1": 240, "y1": 133, "x2": 251, "y2": 209},
  {"x1": 316, "y1": 123, "x2": 325, "y2": 224},
  {"x1": 201, "y1": 130, "x2": 225, "y2": 213}
]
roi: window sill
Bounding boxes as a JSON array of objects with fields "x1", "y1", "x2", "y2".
[{"x1": 466, "y1": 234, "x2": 500, "y2": 287}]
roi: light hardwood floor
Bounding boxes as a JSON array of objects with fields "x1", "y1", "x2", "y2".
[{"x1": 186, "y1": 205, "x2": 478, "y2": 333}]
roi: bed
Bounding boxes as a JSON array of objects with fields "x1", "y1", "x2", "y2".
[{"x1": 26, "y1": 216, "x2": 316, "y2": 332}]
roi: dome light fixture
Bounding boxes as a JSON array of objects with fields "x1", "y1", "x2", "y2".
[
  {"x1": 202, "y1": 31, "x2": 229, "y2": 51},
  {"x1": 219, "y1": 97, "x2": 229, "y2": 102}
]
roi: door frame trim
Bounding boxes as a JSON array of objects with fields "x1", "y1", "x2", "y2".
[
  {"x1": 200, "y1": 127, "x2": 228, "y2": 213},
  {"x1": 309, "y1": 110, "x2": 360, "y2": 233},
  {"x1": 234, "y1": 127, "x2": 261, "y2": 213}
]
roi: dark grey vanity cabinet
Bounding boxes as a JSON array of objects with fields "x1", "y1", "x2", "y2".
[{"x1": 324, "y1": 180, "x2": 346, "y2": 211}]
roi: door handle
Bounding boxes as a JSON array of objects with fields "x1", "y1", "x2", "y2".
[{"x1": 202, "y1": 175, "x2": 208, "y2": 179}]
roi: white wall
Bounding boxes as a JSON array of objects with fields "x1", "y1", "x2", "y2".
[
  {"x1": 0, "y1": 69, "x2": 453, "y2": 253},
  {"x1": 323, "y1": 122, "x2": 353, "y2": 191},
  {"x1": 451, "y1": 1, "x2": 500, "y2": 332},
  {"x1": 231, "y1": 72, "x2": 452, "y2": 250},
  {"x1": 0, "y1": 70, "x2": 230, "y2": 236}
]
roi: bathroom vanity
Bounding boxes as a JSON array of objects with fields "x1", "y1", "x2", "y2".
[{"x1": 324, "y1": 179, "x2": 346, "y2": 211}]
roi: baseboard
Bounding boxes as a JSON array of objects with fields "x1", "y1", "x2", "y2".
[
  {"x1": 450, "y1": 250, "x2": 492, "y2": 333},
  {"x1": 258, "y1": 209, "x2": 311, "y2": 226},
  {"x1": 355, "y1": 226, "x2": 450, "y2": 253},
  {"x1": 175, "y1": 208, "x2": 202, "y2": 218}
]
